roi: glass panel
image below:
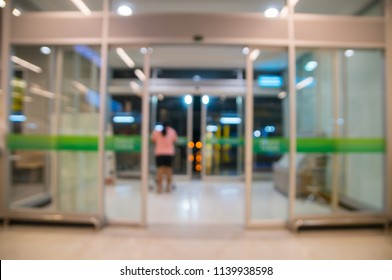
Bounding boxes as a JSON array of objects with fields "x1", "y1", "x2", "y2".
[
  {"x1": 205, "y1": 96, "x2": 244, "y2": 176},
  {"x1": 12, "y1": 0, "x2": 103, "y2": 12},
  {"x1": 294, "y1": 48, "x2": 385, "y2": 216},
  {"x1": 295, "y1": 0, "x2": 384, "y2": 17},
  {"x1": 58, "y1": 45, "x2": 101, "y2": 214},
  {"x1": 8, "y1": 44, "x2": 101, "y2": 214},
  {"x1": 153, "y1": 96, "x2": 188, "y2": 176},
  {"x1": 105, "y1": 45, "x2": 145, "y2": 221},
  {"x1": 8, "y1": 45, "x2": 53, "y2": 210},
  {"x1": 251, "y1": 48, "x2": 289, "y2": 220},
  {"x1": 110, "y1": 0, "x2": 287, "y2": 16}
]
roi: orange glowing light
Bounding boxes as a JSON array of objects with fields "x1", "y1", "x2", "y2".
[
  {"x1": 188, "y1": 141, "x2": 195, "y2": 149},
  {"x1": 195, "y1": 141, "x2": 202, "y2": 149},
  {"x1": 195, "y1": 164, "x2": 202, "y2": 171}
]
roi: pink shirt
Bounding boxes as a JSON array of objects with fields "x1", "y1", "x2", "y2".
[{"x1": 151, "y1": 127, "x2": 178, "y2": 156}]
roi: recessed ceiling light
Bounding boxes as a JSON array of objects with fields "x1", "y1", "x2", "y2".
[
  {"x1": 40, "y1": 46, "x2": 51, "y2": 55},
  {"x1": 117, "y1": 5, "x2": 133, "y2": 16},
  {"x1": 264, "y1": 8, "x2": 279, "y2": 18}
]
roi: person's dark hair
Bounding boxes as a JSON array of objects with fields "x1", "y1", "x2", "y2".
[{"x1": 162, "y1": 122, "x2": 168, "y2": 136}]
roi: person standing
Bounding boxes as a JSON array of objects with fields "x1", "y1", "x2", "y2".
[{"x1": 151, "y1": 122, "x2": 178, "y2": 193}]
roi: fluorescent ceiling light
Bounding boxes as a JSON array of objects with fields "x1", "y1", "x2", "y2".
[
  {"x1": 130, "y1": 81, "x2": 142, "y2": 94},
  {"x1": 9, "y1": 115, "x2": 27, "y2": 122},
  {"x1": 70, "y1": 0, "x2": 91, "y2": 16},
  {"x1": 72, "y1": 81, "x2": 89, "y2": 94},
  {"x1": 304, "y1": 61, "x2": 318, "y2": 71},
  {"x1": 11, "y1": 56, "x2": 42, "y2": 73},
  {"x1": 117, "y1": 5, "x2": 133, "y2": 16},
  {"x1": 116, "y1": 47, "x2": 135, "y2": 68},
  {"x1": 113, "y1": 116, "x2": 135, "y2": 124},
  {"x1": 220, "y1": 117, "x2": 242, "y2": 125},
  {"x1": 264, "y1": 8, "x2": 279, "y2": 18},
  {"x1": 258, "y1": 75, "x2": 283, "y2": 87},
  {"x1": 12, "y1": 8, "x2": 21, "y2": 16},
  {"x1": 134, "y1": 69, "x2": 145, "y2": 81},
  {"x1": 249, "y1": 49, "x2": 260, "y2": 61},
  {"x1": 30, "y1": 86, "x2": 55, "y2": 99},
  {"x1": 206, "y1": 125, "x2": 218, "y2": 133},
  {"x1": 296, "y1": 77, "x2": 314, "y2": 90}
]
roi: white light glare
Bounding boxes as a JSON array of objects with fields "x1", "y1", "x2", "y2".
[
  {"x1": 249, "y1": 49, "x2": 260, "y2": 61},
  {"x1": 278, "y1": 91, "x2": 287, "y2": 99},
  {"x1": 40, "y1": 46, "x2": 51, "y2": 55},
  {"x1": 116, "y1": 47, "x2": 135, "y2": 68},
  {"x1": 113, "y1": 116, "x2": 135, "y2": 123},
  {"x1": 184, "y1": 95, "x2": 193, "y2": 105},
  {"x1": 206, "y1": 125, "x2": 218, "y2": 132},
  {"x1": 304, "y1": 61, "x2": 318, "y2": 71},
  {"x1": 264, "y1": 8, "x2": 279, "y2": 18},
  {"x1": 11, "y1": 56, "x2": 42, "y2": 73},
  {"x1": 140, "y1": 47, "x2": 147, "y2": 54},
  {"x1": 70, "y1": 0, "x2": 91, "y2": 16},
  {"x1": 202, "y1": 95, "x2": 209, "y2": 105},
  {"x1": 12, "y1": 8, "x2": 21, "y2": 16},
  {"x1": 0, "y1": 1, "x2": 6, "y2": 8},
  {"x1": 345, "y1": 49, "x2": 355, "y2": 57},
  {"x1": 265, "y1": 126, "x2": 276, "y2": 133},
  {"x1": 134, "y1": 69, "x2": 146, "y2": 81},
  {"x1": 9, "y1": 115, "x2": 27, "y2": 122},
  {"x1": 296, "y1": 77, "x2": 314, "y2": 90},
  {"x1": 155, "y1": 124, "x2": 163, "y2": 131},
  {"x1": 117, "y1": 5, "x2": 133, "y2": 16},
  {"x1": 242, "y1": 47, "x2": 250, "y2": 55},
  {"x1": 254, "y1": 130, "x2": 261, "y2": 137},
  {"x1": 220, "y1": 117, "x2": 242, "y2": 125}
]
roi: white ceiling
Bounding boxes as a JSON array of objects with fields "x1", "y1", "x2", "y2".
[{"x1": 12, "y1": 0, "x2": 378, "y2": 71}]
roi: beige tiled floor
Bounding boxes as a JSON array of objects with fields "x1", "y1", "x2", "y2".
[
  {"x1": 1, "y1": 224, "x2": 391, "y2": 260},
  {"x1": 2, "y1": 179, "x2": 392, "y2": 260}
]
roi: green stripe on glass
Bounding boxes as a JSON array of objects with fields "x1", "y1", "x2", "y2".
[
  {"x1": 7, "y1": 134, "x2": 141, "y2": 152},
  {"x1": 253, "y1": 138, "x2": 385, "y2": 154},
  {"x1": 7, "y1": 135, "x2": 384, "y2": 153}
]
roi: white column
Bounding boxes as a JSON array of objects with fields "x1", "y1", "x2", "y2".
[
  {"x1": 245, "y1": 50, "x2": 253, "y2": 226},
  {"x1": 97, "y1": 0, "x2": 110, "y2": 228}
]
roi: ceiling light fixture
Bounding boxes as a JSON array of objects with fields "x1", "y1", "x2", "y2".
[
  {"x1": 11, "y1": 56, "x2": 42, "y2": 73},
  {"x1": 116, "y1": 47, "x2": 135, "y2": 68},
  {"x1": 40, "y1": 46, "x2": 51, "y2": 55},
  {"x1": 117, "y1": 5, "x2": 133, "y2": 16},
  {"x1": 70, "y1": 0, "x2": 91, "y2": 16},
  {"x1": 134, "y1": 69, "x2": 146, "y2": 81},
  {"x1": 344, "y1": 49, "x2": 355, "y2": 57},
  {"x1": 12, "y1": 8, "x2": 21, "y2": 16},
  {"x1": 249, "y1": 49, "x2": 260, "y2": 61},
  {"x1": 264, "y1": 8, "x2": 279, "y2": 18},
  {"x1": 0, "y1": 0, "x2": 6, "y2": 8}
]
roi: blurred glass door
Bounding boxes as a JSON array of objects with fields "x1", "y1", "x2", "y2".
[
  {"x1": 104, "y1": 46, "x2": 146, "y2": 223},
  {"x1": 150, "y1": 95, "x2": 192, "y2": 178},
  {"x1": 203, "y1": 95, "x2": 244, "y2": 177}
]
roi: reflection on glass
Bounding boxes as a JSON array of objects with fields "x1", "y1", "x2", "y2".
[
  {"x1": 294, "y1": 48, "x2": 385, "y2": 216},
  {"x1": 153, "y1": 96, "x2": 188, "y2": 175},
  {"x1": 105, "y1": 45, "x2": 145, "y2": 221},
  {"x1": 295, "y1": 0, "x2": 384, "y2": 16},
  {"x1": 110, "y1": 0, "x2": 287, "y2": 15},
  {"x1": 205, "y1": 96, "x2": 243, "y2": 176},
  {"x1": 12, "y1": 0, "x2": 103, "y2": 12},
  {"x1": 251, "y1": 48, "x2": 288, "y2": 221}
]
